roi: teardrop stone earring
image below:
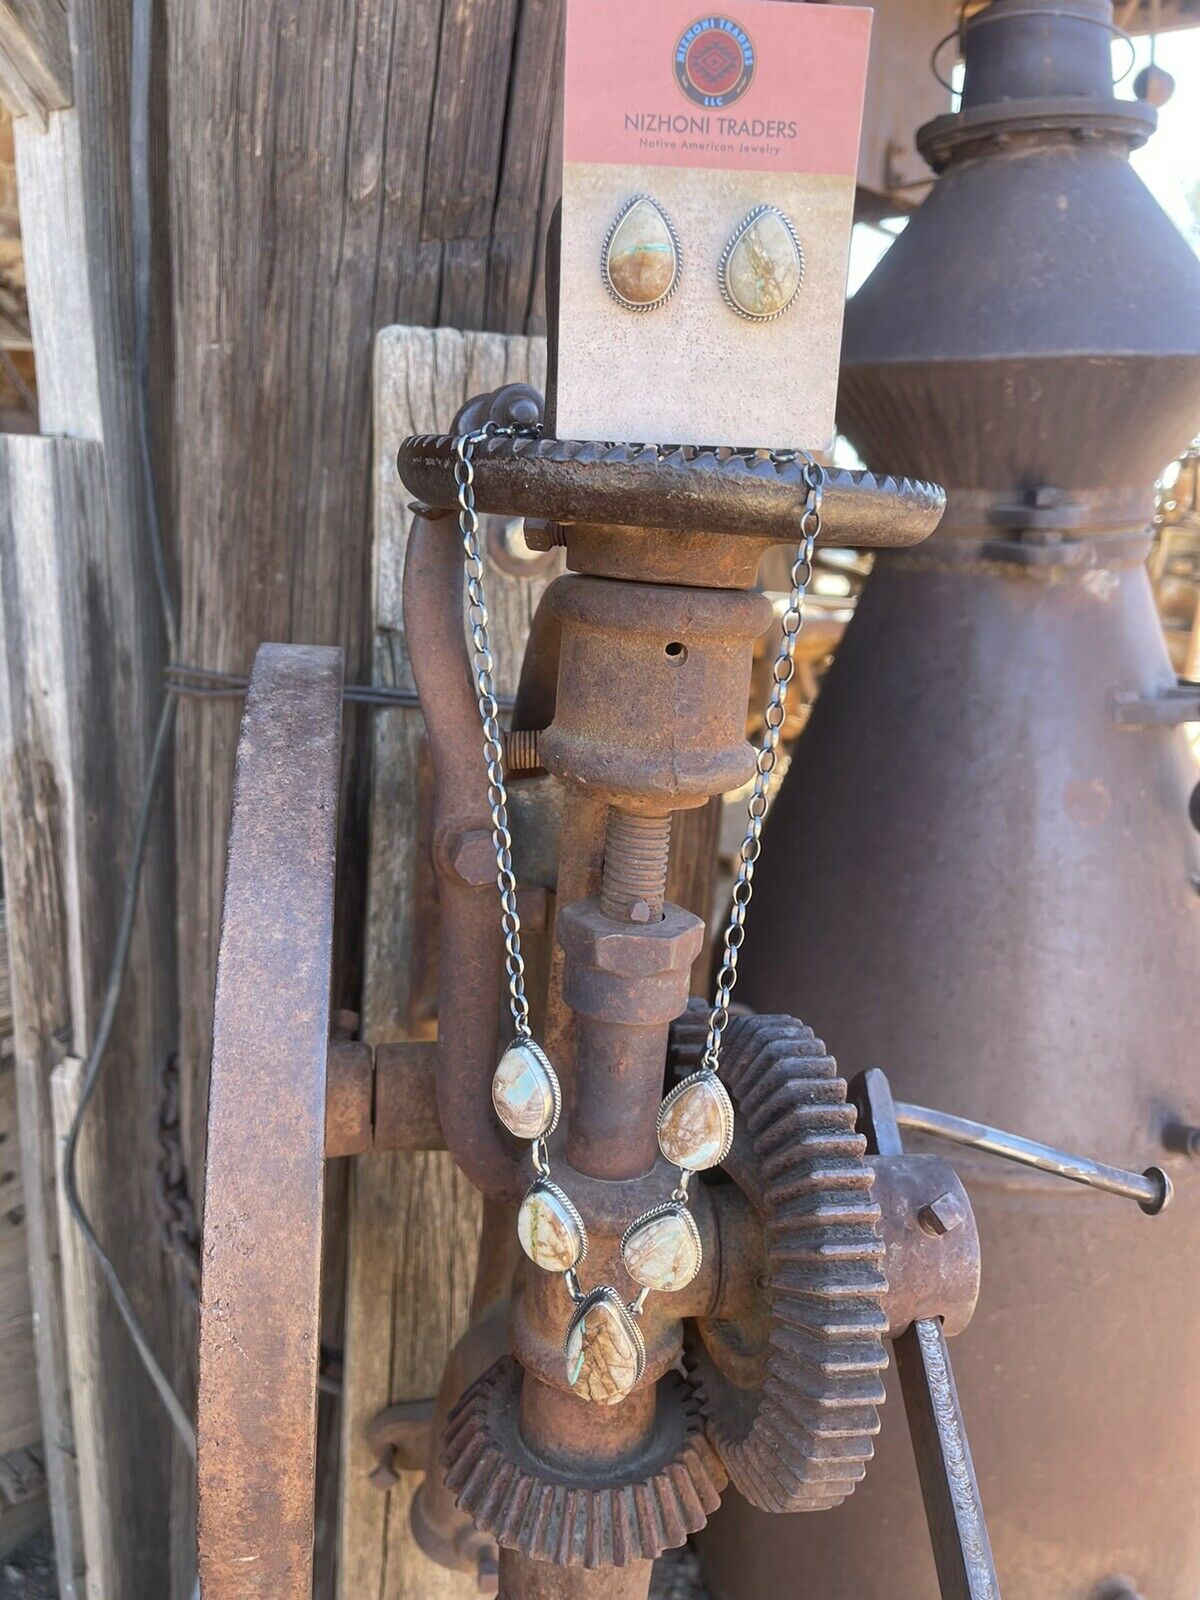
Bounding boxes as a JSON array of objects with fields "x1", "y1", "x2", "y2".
[
  {"x1": 719, "y1": 204, "x2": 805, "y2": 322},
  {"x1": 601, "y1": 194, "x2": 682, "y2": 312}
]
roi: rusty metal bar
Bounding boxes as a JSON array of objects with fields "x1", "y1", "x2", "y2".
[
  {"x1": 893, "y1": 1321, "x2": 1001, "y2": 1600},
  {"x1": 894, "y1": 1100, "x2": 1172, "y2": 1214},
  {"x1": 1111, "y1": 681, "x2": 1200, "y2": 726},
  {"x1": 403, "y1": 510, "x2": 525, "y2": 1201}
]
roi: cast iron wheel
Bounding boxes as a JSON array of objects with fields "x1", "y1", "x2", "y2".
[{"x1": 196, "y1": 643, "x2": 344, "y2": 1600}]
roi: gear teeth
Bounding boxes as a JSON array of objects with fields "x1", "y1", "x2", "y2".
[
  {"x1": 440, "y1": 1358, "x2": 726, "y2": 1569},
  {"x1": 395, "y1": 432, "x2": 946, "y2": 543},
  {"x1": 667, "y1": 999, "x2": 711, "y2": 1081},
  {"x1": 688, "y1": 1011, "x2": 889, "y2": 1514}
]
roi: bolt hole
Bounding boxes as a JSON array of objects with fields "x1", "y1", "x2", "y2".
[{"x1": 664, "y1": 641, "x2": 687, "y2": 662}]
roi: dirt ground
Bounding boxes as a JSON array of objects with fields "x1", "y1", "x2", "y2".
[{"x1": 0, "y1": 1530, "x2": 709, "y2": 1599}]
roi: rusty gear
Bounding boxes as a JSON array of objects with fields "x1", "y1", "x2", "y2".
[
  {"x1": 441, "y1": 1358, "x2": 727, "y2": 1568},
  {"x1": 666, "y1": 998, "x2": 712, "y2": 1083},
  {"x1": 687, "y1": 1011, "x2": 888, "y2": 1513}
]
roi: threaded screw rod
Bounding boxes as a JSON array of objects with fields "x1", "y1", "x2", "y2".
[{"x1": 600, "y1": 810, "x2": 672, "y2": 923}]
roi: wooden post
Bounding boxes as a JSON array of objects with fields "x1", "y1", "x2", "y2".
[
  {"x1": 3, "y1": 0, "x2": 186, "y2": 1590},
  {"x1": 338, "y1": 325, "x2": 553, "y2": 1599},
  {"x1": 50, "y1": 1056, "x2": 114, "y2": 1600},
  {"x1": 0, "y1": 426, "x2": 176, "y2": 1594},
  {"x1": 0, "y1": 443, "x2": 83, "y2": 1594},
  {"x1": 0, "y1": 0, "x2": 181, "y2": 1556}
]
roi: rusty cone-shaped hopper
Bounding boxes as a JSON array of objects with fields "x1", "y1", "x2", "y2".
[{"x1": 701, "y1": 1, "x2": 1200, "y2": 1596}]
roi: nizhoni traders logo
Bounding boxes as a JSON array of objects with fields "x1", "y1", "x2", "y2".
[{"x1": 674, "y1": 16, "x2": 756, "y2": 109}]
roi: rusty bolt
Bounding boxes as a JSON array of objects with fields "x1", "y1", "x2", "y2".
[
  {"x1": 366, "y1": 1397, "x2": 434, "y2": 1493},
  {"x1": 1163, "y1": 1121, "x2": 1200, "y2": 1158},
  {"x1": 586, "y1": 916, "x2": 704, "y2": 978},
  {"x1": 1032, "y1": 485, "x2": 1065, "y2": 509},
  {"x1": 1091, "y1": 1579, "x2": 1144, "y2": 1600},
  {"x1": 368, "y1": 1452, "x2": 401, "y2": 1492},
  {"x1": 918, "y1": 1189, "x2": 969, "y2": 1237},
  {"x1": 449, "y1": 828, "x2": 497, "y2": 887}
]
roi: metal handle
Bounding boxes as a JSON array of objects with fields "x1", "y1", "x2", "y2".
[
  {"x1": 854, "y1": 1069, "x2": 1000, "y2": 1600},
  {"x1": 894, "y1": 1100, "x2": 1172, "y2": 1215}
]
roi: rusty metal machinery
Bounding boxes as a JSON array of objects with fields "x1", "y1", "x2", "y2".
[
  {"x1": 199, "y1": 347, "x2": 1179, "y2": 1599},
  {"x1": 392, "y1": 393, "x2": 977, "y2": 1600},
  {"x1": 711, "y1": 2, "x2": 1200, "y2": 1598},
  {"x1": 193, "y1": 374, "x2": 976, "y2": 1597}
]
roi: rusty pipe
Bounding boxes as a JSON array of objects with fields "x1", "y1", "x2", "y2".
[
  {"x1": 403, "y1": 511, "x2": 525, "y2": 1202},
  {"x1": 499, "y1": 1553, "x2": 654, "y2": 1599}
]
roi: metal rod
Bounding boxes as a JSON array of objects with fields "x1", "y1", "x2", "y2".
[
  {"x1": 894, "y1": 1319, "x2": 1000, "y2": 1600},
  {"x1": 894, "y1": 1101, "x2": 1172, "y2": 1214}
]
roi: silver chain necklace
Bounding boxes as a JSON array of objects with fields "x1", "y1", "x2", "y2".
[{"x1": 453, "y1": 423, "x2": 824, "y2": 1404}]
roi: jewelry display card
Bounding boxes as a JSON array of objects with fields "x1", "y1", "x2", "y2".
[{"x1": 556, "y1": 0, "x2": 872, "y2": 452}]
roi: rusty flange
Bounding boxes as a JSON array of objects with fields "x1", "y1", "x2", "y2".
[
  {"x1": 397, "y1": 432, "x2": 944, "y2": 550},
  {"x1": 442, "y1": 1357, "x2": 726, "y2": 1569},
  {"x1": 686, "y1": 1012, "x2": 890, "y2": 1514},
  {"x1": 197, "y1": 643, "x2": 344, "y2": 1600}
]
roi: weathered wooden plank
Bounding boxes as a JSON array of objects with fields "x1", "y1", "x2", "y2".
[
  {"x1": 0, "y1": 994, "x2": 40, "y2": 1457},
  {"x1": 12, "y1": 0, "x2": 186, "y2": 1591},
  {"x1": 0, "y1": 903, "x2": 41, "y2": 1464},
  {"x1": 339, "y1": 325, "x2": 551, "y2": 1600},
  {"x1": 0, "y1": 429, "x2": 178, "y2": 1597},
  {"x1": 51, "y1": 1055, "x2": 114, "y2": 1600},
  {"x1": 0, "y1": 436, "x2": 108, "y2": 1600},
  {"x1": 0, "y1": 0, "x2": 71, "y2": 129},
  {"x1": 0, "y1": 260, "x2": 176, "y2": 1593},
  {"x1": 0, "y1": 1172, "x2": 37, "y2": 1460},
  {"x1": 483, "y1": 0, "x2": 564, "y2": 333}
]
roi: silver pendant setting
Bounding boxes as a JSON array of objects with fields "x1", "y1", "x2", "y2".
[
  {"x1": 602, "y1": 194, "x2": 682, "y2": 313},
  {"x1": 719, "y1": 204, "x2": 805, "y2": 323},
  {"x1": 621, "y1": 1201, "x2": 703, "y2": 1293},
  {"x1": 518, "y1": 1178, "x2": 588, "y2": 1273},
  {"x1": 492, "y1": 1038, "x2": 562, "y2": 1142},
  {"x1": 564, "y1": 1285, "x2": 647, "y2": 1405},
  {"x1": 657, "y1": 1070, "x2": 735, "y2": 1171}
]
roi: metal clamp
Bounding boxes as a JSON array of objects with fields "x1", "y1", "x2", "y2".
[{"x1": 853, "y1": 1069, "x2": 1001, "y2": 1600}]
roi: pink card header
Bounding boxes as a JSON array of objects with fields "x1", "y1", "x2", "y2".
[{"x1": 563, "y1": 0, "x2": 872, "y2": 175}]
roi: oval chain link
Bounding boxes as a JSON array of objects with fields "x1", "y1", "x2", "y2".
[{"x1": 453, "y1": 423, "x2": 536, "y2": 1041}]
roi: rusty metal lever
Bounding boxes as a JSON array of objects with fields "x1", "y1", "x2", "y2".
[
  {"x1": 854, "y1": 1068, "x2": 1001, "y2": 1600},
  {"x1": 894, "y1": 1099, "x2": 1172, "y2": 1214}
]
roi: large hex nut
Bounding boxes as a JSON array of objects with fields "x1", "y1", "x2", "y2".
[{"x1": 559, "y1": 898, "x2": 704, "y2": 1026}]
